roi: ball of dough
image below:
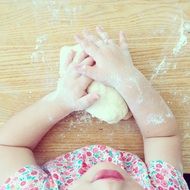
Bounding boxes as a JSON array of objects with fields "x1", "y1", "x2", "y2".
[
  {"x1": 86, "y1": 81, "x2": 129, "y2": 124},
  {"x1": 59, "y1": 44, "x2": 131, "y2": 124}
]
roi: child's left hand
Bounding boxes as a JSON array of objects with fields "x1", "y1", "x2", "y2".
[{"x1": 45, "y1": 50, "x2": 100, "y2": 113}]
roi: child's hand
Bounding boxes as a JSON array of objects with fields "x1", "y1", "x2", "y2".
[
  {"x1": 46, "y1": 50, "x2": 99, "y2": 113},
  {"x1": 74, "y1": 27, "x2": 137, "y2": 88}
]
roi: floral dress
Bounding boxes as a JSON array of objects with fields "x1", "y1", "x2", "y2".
[{"x1": 0, "y1": 145, "x2": 188, "y2": 190}]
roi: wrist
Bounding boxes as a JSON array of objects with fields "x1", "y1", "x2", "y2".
[
  {"x1": 41, "y1": 92, "x2": 72, "y2": 120},
  {"x1": 114, "y1": 67, "x2": 142, "y2": 93}
]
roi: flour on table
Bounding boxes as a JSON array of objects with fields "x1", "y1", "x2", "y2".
[
  {"x1": 31, "y1": 34, "x2": 48, "y2": 63},
  {"x1": 59, "y1": 44, "x2": 131, "y2": 124},
  {"x1": 173, "y1": 18, "x2": 188, "y2": 56},
  {"x1": 184, "y1": 21, "x2": 190, "y2": 33},
  {"x1": 150, "y1": 56, "x2": 168, "y2": 81}
]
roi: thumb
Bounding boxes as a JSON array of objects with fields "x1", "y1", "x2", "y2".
[
  {"x1": 75, "y1": 93, "x2": 100, "y2": 111},
  {"x1": 75, "y1": 64, "x2": 97, "y2": 80}
]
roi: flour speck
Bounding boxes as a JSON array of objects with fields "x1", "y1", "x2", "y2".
[{"x1": 147, "y1": 113, "x2": 165, "y2": 125}]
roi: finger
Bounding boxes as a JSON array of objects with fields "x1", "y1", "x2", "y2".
[
  {"x1": 75, "y1": 57, "x2": 95, "y2": 72},
  {"x1": 79, "y1": 75, "x2": 92, "y2": 88},
  {"x1": 75, "y1": 93, "x2": 100, "y2": 111},
  {"x1": 122, "y1": 110, "x2": 133, "y2": 120},
  {"x1": 96, "y1": 40, "x2": 106, "y2": 47},
  {"x1": 119, "y1": 31, "x2": 128, "y2": 50},
  {"x1": 76, "y1": 56, "x2": 95, "y2": 67},
  {"x1": 74, "y1": 34, "x2": 99, "y2": 58},
  {"x1": 96, "y1": 26, "x2": 112, "y2": 44},
  {"x1": 65, "y1": 50, "x2": 76, "y2": 66},
  {"x1": 60, "y1": 46, "x2": 70, "y2": 66},
  {"x1": 83, "y1": 29, "x2": 100, "y2": 45},
  {"x1": 78, "y1": 57, "x2": 95, "y2": 83},
  {"x1": 83, "y1": 28, "x2": 107, "y2": 47},
  {"x1": 77, "y1": 56, "x2": 95, "y2": 86},
  {"x1": 74, "y1": 56, "x2": 95, "y2": 78},
  {"x1": 77, "y1": 50, "x2": 88, "y2": 64},
  {"x1": 75, "y1": 64, "x2": 97, "y2": 80}
]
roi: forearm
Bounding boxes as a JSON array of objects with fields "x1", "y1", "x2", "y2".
[
  {"x1": 117, "y1": 68, "x2": 178, "y2": 138},
  {"x1": 0, "y1": 95, "x2": 71, "y2": 150}
]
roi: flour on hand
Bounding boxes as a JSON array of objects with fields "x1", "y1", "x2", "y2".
[{"x1": 59, "y1": 44, "x2": 131, "y2": 124}]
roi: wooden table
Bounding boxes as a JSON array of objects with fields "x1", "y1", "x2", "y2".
[{"x1": 0, "y1": 0, "x2": 190, "y2": 173}]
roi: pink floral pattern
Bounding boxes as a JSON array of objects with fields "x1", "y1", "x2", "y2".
[{"x1": 0, "y1": 145, "x2": 188, "y2": 190}]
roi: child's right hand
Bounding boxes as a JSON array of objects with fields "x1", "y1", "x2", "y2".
[{"x1": 74, "y1": 27, "x2": 137, "y2": 88}]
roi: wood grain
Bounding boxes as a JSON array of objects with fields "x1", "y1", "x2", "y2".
[{"x1": 0, "y1": 0, "x2": 190, "y2": 172}]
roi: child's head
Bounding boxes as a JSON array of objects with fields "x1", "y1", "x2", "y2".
[{"x1": 69, "y1": 162, "x2": 144, "y2": 190}]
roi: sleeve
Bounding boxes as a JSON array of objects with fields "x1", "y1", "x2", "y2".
[
  {"x1": 0, "y1": 165, "x2": 59, "y2": 190},
  {"x1": 147, "y1": 160, "x2": 189, "y2": 190}
]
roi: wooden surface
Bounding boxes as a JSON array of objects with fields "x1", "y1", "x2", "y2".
[{"x1": 0, "y1": 0, "x2": 190, "y2": 172}]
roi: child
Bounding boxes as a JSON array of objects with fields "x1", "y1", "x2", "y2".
[{"x1": 0, "y1": 27, "x2": 188, "y2": 190}]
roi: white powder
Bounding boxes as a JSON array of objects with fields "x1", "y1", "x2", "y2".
[
  {"x1": 183, "y1": 133, "x2": 190, "y2": 140},
  {"x1": 64, "y1": 5, "x2": 83, "y2": 16},
  {"x1": 186, "y1": 122, "x2": 190, "y2": 128},
  {"x1": 31, "y1": 50, "x2": 46, "y2": 63},
  {"x1": 150, "y1": 56, "x2": 168, "y2": 81},
  {"x1": 147, "y1": 113, "x2": 165, "y2": 125},
  {"x1": 48, "y1": 116, "x2": 54, "y2": 123},
  {"x1": 79, "y1": 113, "x2": 92, "y2": 123},
  {"x1": 182, "y1": 95, "x2": 190, "y2": 104},
  {"x1": 152, "y1": 28, "x2": 165, "y2": 36},
  {"x1": 169, "y1": 90, "x2": 190, "y2": 105},
  {"x1": 68, "y1": 111, "x2": 93, "y2": 128},
  {"x1": 35, "y1": 35, "x2": 47, "y2": 49},
  {"x1": 47, "y1": 0, "x2": 61, "y2": 23},
  {"x1": 63, "y1": 4, "x2": 83, "y2": 25},
  {"x1": 31, "y1": 34, "x2": 48, "y2": 63},
  {"x1": 184, "y1": 21, "x2": 190, "y2": 33},
  {"x1": 136, "y1": 96, "x2": 143, "y2": 104},
  {"x1": 173, "y1": 18, "x2": 188, "y2": 56},
  {"x1": 28, "y1": 90, "x2": 33, "y2": 99},
  {"x1": 165, "y1": 112, "x2": 174, "y2": 118},
  {"x1": 128, "y1": 77, "x2": 144, "y2": 104}
]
